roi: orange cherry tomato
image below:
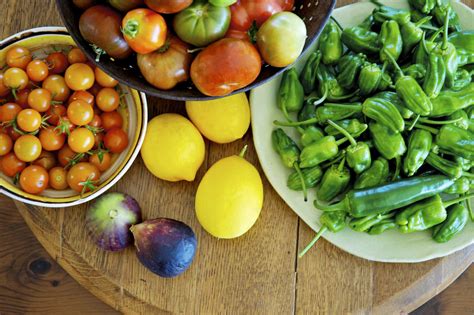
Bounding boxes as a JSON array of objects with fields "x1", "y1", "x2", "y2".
[
  {"x1": 104, "y1": 128, "x2": 128, "y2": 153},
  {"x1": 64, "y1": 63, "x2": 95, "y2": 91},
  {"x1": 58, "y1": 144, "x2": 84, "y2": 167},
  {"x1": 26, "y1": 59, "x2": 49, "y2": 82},
  {"x1": 0, "y1": 152, "x2": 26, "y2": 177},
  {"x1": 46, "y1": 52, "x2": 70, "y2": 74},
  {"x1": 89, "y1": 151, "x2": 111, "y2": 171},
  {"x1": 96, "y1": 87, "x2": 120, "y2": 112},
  {"x1": 88, "y1": 114, "x2": 102, "y2": 128},
  {"x1": 67, "y1": 162, "x2": 101, "y2": 193},
  {"x1": 68, "y1": 127, "x2": 95, "y2": 153},
  {"x1": 67, "y1": 100, "x2": 94, "y2": 126},
  {"x1": 46, "y1": 104, "x2": 67, "y2": 125},
  {"x1": 94, "y1": 67, "x2": 118, "y2": 88},
  {"x1": 0, "y1": 133, "x2": 13, "y2": 156},
  {"x1": 14, "y1": 134, "x2": 42, "y2": 162},
  {"x1": 4, "y1": 126, "x2": 21, "y2": 141},
  {"x1": 101, "y1": 111, "x2": 123, "y2": 130},
  {"x1": 0, "y1": 102, "x2": 21, "y2": 122},
  {"x1": 190, "y1": 38, "x2": 261, "y2": 96},
  {"x1": 67, "y1": 47, "x2": 88, "y2": 64},
  {"x1": 122, "y1": 8, "x2": 167, "y2": 54},
  {"x1": 27, "y1": 88, "x2": 52, "y2": 112},
  {"x1": 94, "y1": 132, "x2": 104, "y2": 149},
  {"x1": 32, "y1": 150, "x2": 57, "y2": 171},
  {"x1": 6, "y1": 46, "x2": 32, "y2": 69},
  {"x1": 15, "y1": 88, "x2": 31, "y2": 108},
  {"x1": 0, "y1": 73, "x2": 10, "y2": 97},
  {"x1": 49, "y1": 166, "x2": 68, "y2": 190},
  {"x1": 19, "y1": 165, "x2": 49, "y2": 194},
  {"x1": 42, "y1": 75, "x2": 71, "y2": 101},
  {"x1": 3, "y1": 67, "x2": 29, "y2": 91},
  {"x1": 39, "y1": 126, "x2": 66, "y2": 151},
  {"x1": 16, "y1": 108, "x2": 42, "y2": 132},
  {"x1": 68, "y1": 90, "x2": 94, "y2": 105}
]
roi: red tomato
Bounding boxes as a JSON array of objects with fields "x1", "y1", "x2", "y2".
[
  {"x1": 0, "y1": 152, "x2": 26, "y2": 177},
  {"x1": 46, "y1": 52, "x2": 70, "y2": 74},
  {"x1": 67, "y1": 162, "x2": 100, "y2": 193},
  {"x1": 122, "y1": 8, "x2": 167, "y2": 54},
  {"x1": 27, "y1": 88, "x2": 52, "y2": 112},
  {"x1": 104, "y1": 128, "x2": 128, "y2": 153},
  {"x1": 19, "y1": 165, "x2": 49, "y2": 194},
  {"x1": 94, "y1": 67, "x2": 118, "y2": 88},
  {"x1": 0, "y1": 102, "x2": 21, "y2": 122},
  {"x1": 67, "y1": 47, "x2": 88, "y2": 64},
  {"x1": 15, "y1": 88, "x2": 31, "y2": 108},
  {"x1": 32, "y1": 150, "x2": 57, "y2": 170},
  {"x1": 49, "y1": 166, "x2": 68, "y2": 190},
  {"x1": 46, "y1": 104, "x2": 67, "y2": 125},
  {"x1": 39, "y1": 127, "x2": 66, "y2": 151},
  {"x1": 144, "y1": 0, "x2": 192, "y2": 13},
  {"x1": 65, "y1": 63, "x2": 95, "y2": 91},
  {"x1": 0, "y1": 133, "x2": 13, "y2": 156},
  {"x1": 101, "y1": 111, "x2": 123, "y2": 130},
  {"x1": 96, "y1": 87, "x2": 120, "y2": 112},
  {"x1": 0, "y1": 73, "x2": 10, "y2": 97},
  {"x1": 6, "y1": 46, "x2": 32, "y2": 69},
  {"x1": 88, "y1": 114, "x2": 102, "y2": 128},
  {"x1": 5, "y1": 126, "x2": 21, "y2": 141},
  {"x1": 190, "y1": 38, "x2": 261, "y2": 96},
  {"x1": 42, "y1": 75, "x2": 71, "y2": 101},
  {"x1": 26, "y1": 60, "x2": 49, "y2": 82},
  {"x1": 93, "y1": 132, "x2": 104, "y2": 148}
]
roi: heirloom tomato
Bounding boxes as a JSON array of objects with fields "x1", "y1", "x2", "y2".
[
  {"x1": 108, "y1": 0, "x2": 143, "y2": 11},
  {"x1": 145, "y1": 0, "x2": 192, "y2": 14},
  {"x1": 122, "y1": 8, "x2": 167, "y2": 54}
]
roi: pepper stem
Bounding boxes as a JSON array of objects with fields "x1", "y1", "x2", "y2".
[
  {"x1": 393, "y1": 156, "x2": 401, "y2": 181},
  {"x1": 330, "y1": 16, "x2": 344, "y2": 31},
  {"x1": 311, "y1": 88, "x2": 328, "y2": 106},
  {"x1": 418, "y1": 117, "x2": 463, "y2": 125},
  {"x1": 239, "y1": 145, "x2": 248, "y2": 158},
  {"x1": 329, "y1": 89, "x2": 361, "y2": 101},
  {"x1": 337, "y1": 157, "x2": 346, "y2": 172},
  {"x1": 383, "y1": 49, "x2": 403, "y2": 77},
  {"x1": 467, "y1": 195, "x2": 474, "y2": 222},
  {"x1": 324, "y1": 103, "x2": 362, "y2": 110},
  {"x1": 294, "y1": 163, "x2": 308, "y2": 202},
  {"x1": 314, "y1": 198, "x2": 347, "y2": 212},
  {"x1": 407, "y1": 114, "x2": 421, "y2": 131},
  {"x1": 441, "y1": 7, "x2": 450, "y2": 50},
  {"x1": 414, "y1": 16, "x2": 433, "y2": 27},
  {"x1": 327, "y1": 119, "x2": 357, "y2": 146},
  {"x1": 421, "y1": 31, "x2": 430, "y2": 55},
  {"x1": 320, "y1": 151, "x2": 345, "y2": 169},
  {"x1": 443, "y1": 193, "x2": 474, "y2": 208},
  {"x1": 273, "y1": 117, "x2": 318, "y2": 127},
  {"x1": 414, "y1": 123, "x2": 439, "y2": 134},
  {"x1": 429, "y1": 27, "x2": 444, "y2": 42},
  {"x1": 298, "y1": 226, "x2": 328, "y2": 258}
]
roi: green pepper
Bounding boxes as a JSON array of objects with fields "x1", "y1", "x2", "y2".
[
  {"x1": 298, "y1": 98, "x2": 317, "y2": 123},
  {"x1": 378, "y1": 71, "x2": 393, "y2": 91},
  {"x1": 384, "y1": 49, "x2": 433, "y2": 116},
  {"x1": 374, "y1": 91, "x2": 414, "y2": 119},
  {"x1": 272, "y1": 128, "x2": 308, "y2": 200},
  {"x1": 327, "y1": 120, "x2": 372, "y2": 174},
  {"x1": 449, "y1": 31, "x2": 474, "y2": 66},
  {"x1": 432, "y1": 1, "x2": 461, "y2": 32},
  {"x1": 420, "y1": 33, "x2": 446, "y2": 98},
  {"x1": 466, "y1": 107, "x2": 474, "y2": 133},
  {"x1": 278, "y1": 68, "x2": 304, "y2": 119},
  {"x1": 430, "y1": 83, "x2": 474, "y2": 116},
  {"x1": 368, "y1": 219, "x2": 398, "y2": 235},
  {"x1": 433, "y1": 203, "x2": 469, "y2": 243},
  {"x1": 315, "y1": 175, "x2": 454, "y2": 218},
  {"x1": 300, "y1": 51, "x2": 322, "y2": 95},
  {"x1": 359, "y1": 14, "x2": 375, "y2": 30},
  {"x1": 408, "y1": 0, "x2": 436, "y2": 14},
  {"x1": 443, "y1": 177, "x2": 471, "y2": 194},
  {"x1": 298, "y1": 211, "x2": 346, "y2": 258},
  {"x1": 452, "y1": 69, "x2": 472, "y2": 90},
  {"x1": 354, "y1": 157, "x2": 390, "y2": 189},
  {"x1": 287, "y1": 166, "x2": 323, "y2": 191},
  {"x1": 315, "y1": 64, "x2": 358, "y2": 102},
  {"x1": 317, "y1": 157, "x2": 351, "y2": 202},
  {"x1": 400, "y1": 63, "x2": 427, "y2": 83},
  {"x1": 448, "y1": 110, "x2": 470, "y2": 130},
  {"x1": 401, "y1": 16, "x2": 432, "y2": 56},
  {"x1": 379, "y1": 20, "x2": 403, "y2": 62},
  {"x1": 372, "y1": 1, "x2": 411, "y2": 25},
  {"x1": 455, "y1": 156, "x2": 473, "y2": 172},
  {"x1": 324, "y1": 119, "x2": 368, "y2": 138},
  {"x1": 436, "y1": 125, "x2": 474, "y2": 160},
  {"x1": 433, "y1": 11, "x2": 459, "y2": 88},
  {"x1": 300, "y1": 125, "x2": 325, "y2": 147},
  {"x1": 299, "y1": 135, "x2": 348, "y2": 168},
  {"x1": 358, "y1": 62, "x2": 383, "y2": 96},
  {"x1": 362, "y1": 97, "x2": 405, "y2": 133},
  {"x1": 349, "y1": 212, "x2": 395, "y2": 232},
  {"x1": 341, "y1": 26, "x2": 379, "y2": 55},
  {"x1": 320, "y1": 20, "x2": 343, "y2": 65},
  {"x1": 396, "y1": 193, "x2": 473, "y2": 233},
  {"x1": 403, "y1": 129, "x2": 432, "y2": 176},
  {"x1": 425, "y1": 152, "x2": 465, "y2": 179},
  {"x1": 336, "y1": 53, "x2": 366, "y2": 89}
]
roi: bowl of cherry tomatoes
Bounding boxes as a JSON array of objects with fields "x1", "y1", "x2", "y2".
[
  {"x1": 56, "y1": 0, "x2": 336, "y2": 100},
  {"x1": 0, "y1": 27, "x2": 148, "y2": 208}
]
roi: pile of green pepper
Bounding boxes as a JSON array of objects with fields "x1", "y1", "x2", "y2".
[{"x1": 272, "y1": 0, "x2": 474, "y2": 256}]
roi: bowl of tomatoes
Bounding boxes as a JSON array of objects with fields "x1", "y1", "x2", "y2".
[
  {"x1": 0, "y1": 27, "x2": 148, "y2": 208},
  {"x1": 56, "y1": 0, "x2": 336, "y2": 100}
]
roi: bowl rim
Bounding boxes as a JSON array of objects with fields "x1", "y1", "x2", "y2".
[
  {"x1": 0, "y1": 26, "x2": 149, "y2": 208},
  {"x1": 55, "y1": 0, "x2": 337, "y2": 101}
]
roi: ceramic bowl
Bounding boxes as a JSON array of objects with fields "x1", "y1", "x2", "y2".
[
  {"x1": 0, "y1": 27, "x2": 148, "y2": 208},
  {"x1": 55, "y1": 0, "x2": 336, "y2": 101}
]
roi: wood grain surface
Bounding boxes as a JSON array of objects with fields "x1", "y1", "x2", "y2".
[{"x1": 0, "y1": 0, "x2": 473, "y2": 314}]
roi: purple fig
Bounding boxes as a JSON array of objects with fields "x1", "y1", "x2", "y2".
[
  {"x1": 131, "y1": 218, "x2": 197, "y2": 278},
  {"x1": 86, "y1": 192, "x2": 142, "y2": 251}
]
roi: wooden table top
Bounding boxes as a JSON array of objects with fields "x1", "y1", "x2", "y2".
[{"x1": 0, "y1": 0, "x2": 473, "y2": 314}]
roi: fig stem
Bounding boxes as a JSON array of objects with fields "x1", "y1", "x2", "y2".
[
  {"x1": 109, "y1": 209, "x2": 118, "y2": 219},
  {"x1": 239, "y1": 145, "x2": 248, "y2": 158}
]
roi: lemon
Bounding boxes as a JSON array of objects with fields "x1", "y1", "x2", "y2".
[
  {"x1": 195, "y1": 146, "x2": 263, "y2": 238},
  {"x1": 185, "y1": 93, "x2": 250, "y2": 144},
  {"x1": 141, "y1": 113, "x2": 205, "y2": 182}
]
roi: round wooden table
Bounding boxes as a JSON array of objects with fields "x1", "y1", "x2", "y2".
[{"x1": 3, "y1": 0, "x2": 474, "y2": 314}]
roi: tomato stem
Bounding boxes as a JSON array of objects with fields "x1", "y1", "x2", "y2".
[
  {"x1": 122, "y1": 20, "x2": 140, "y2": 39},
  {"x1": 239, "y1": 145, "x2": 248, "y2": 158}
]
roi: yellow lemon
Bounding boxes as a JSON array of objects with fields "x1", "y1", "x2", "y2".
[
  {"x1": 185, "y1": 93, "x2": 250, "y2": 144},
  {"x1": 195, "y1": 147, "x2": 263, "y2": 238},
  {"x1": 141, "y1": 113, "x2": 205, "y2": 182}
]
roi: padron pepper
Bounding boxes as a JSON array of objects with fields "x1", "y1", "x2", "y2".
[
  {"x1": 319, "y1": 19, "x2": 343, "y2": 65},
  {"x1": 378, "y1": 71, "x2": 393, "y2": 91},
  {"x1": 272, "y1": 128, "x2": 308, "y2": 200},
  {"x1": 374, "y1": 91, "x2": 414, "y2": 119},
  {"x1": 401, "y1": 16, "x2": 433, "y2": 56},
  {"x1": 298, "y1": 211, "x2": 346, "y2": 258},
  {"x1": 449, "y1": 30, "x2": 474, "y2": 66},
  {"x1": 433, "y1": 203, "x2": 469, "y2": 243},
  {"x1": 368, "y1": 219, "x2": 398, "y2": 235},
  {"x1": 354, "y1": 157, "x2": 390, "y2": 189},
  {"x1": 300, "y1": 51, "x2": 322, "y2": 95},
  {"x1": 362, "y1": 97, "x2": 405, "y2": 132},
  {"x1": 403, "y1": 129, "x2": 432, "y2": 176},
  {"x1": 443, "y1": 177, "x2": 471, "y2": 195},
  {"x1": 466, "y1": 107, "x2": 474, "y2": 133},
  {"x1": 429, "y1": 83, "x2": 474, "y2": 116},
  {"x1": 349, "y1": 212, "x2": 395, "y2": 232},
  {"x1": 358, "y1": 62, "x2": 383, "y2": 96},
  {"x1": 278, "y1": 68, "x2": 304, "y2": 119},
  {"x1": 287, "y1": 166, "x2": 323, "y2": 191},
  {"x1": 314, "y1": 175, "x2": 454, "y2": 218},
  {"x1": 433, "y1": 10, "x2": 459, "y2": 88},
  {"x1": 452, "y1": 69, "x2": 472, "y2": 91},
  {"x1": 317, "y1": 157, "x2": 351, "y2": 202},
  {"x1": 379, "y1": 20, "x2": 403, "y2": 62},
  {"x1": 300, "y1": 125, "x2": 325, "y2": 147},
  {"x1": 408, "y1": 0, "x2": 436, "y2": 14},
  {"x1": 371, "y1": 1, "x2": 411, "y2": 25},
  {"x1": 435, "y1": 124, "x2": 474, "y2": 160},
  {"x1": 455, "y1": 156, "x2": 473, "y2": 172},
  {"x1": 315, "y1": 63, "x2": 358, "y2": 102},
  {"x1": 396, "y1": 193, "x2": 473, "y2": 233},
  {"x1": 425, "y1": 152, "x2": 473, "y2": 179},
  {"x1": 341, "y1": 26, "x2": 379, "y2": 55},
  {"x1": 433, "y1": 1, "x2": 461, "y2": 32},
  {"x1": 448, "y1": 110, "x2": 471, "y2": 131},
  {"x1": 327, "y1": 119, "x2": 372, "y2": 174},
  {"x1": 298, "y1": 98, "x2": 317, "y2": 123},
  {"x1": 400, "y1": 63, "x2": 427, "y2": 84},
  {"x1": 420, "y1": 33, "x2": 446, "y2": 98},
  {"x1": 324, "y1": 119, "x2": 368, "y2": 138},
  {"x1": 337, "y1": 53, "x2": 367, "y2": 89},
  {"x1": 299, "y1": 135, "x2": 349, "y2": 168}
]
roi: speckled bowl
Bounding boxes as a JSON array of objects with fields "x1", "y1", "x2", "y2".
[{"x1": 0, "y1": 27, "x2": 148, "y2": 208}]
